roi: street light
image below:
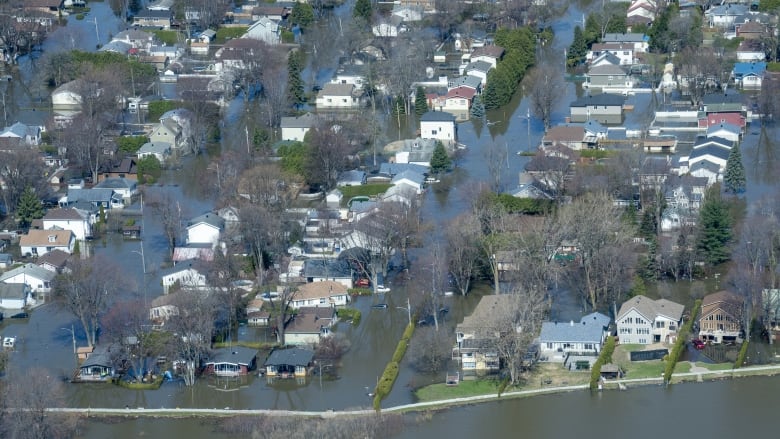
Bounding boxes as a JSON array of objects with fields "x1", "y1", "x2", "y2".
[
  {"x1": 396, "y1": 297, "x2": 411, "y2": 326},
  {"x1": 61, "y1": 325, "x2": 77, "y2": 369}
]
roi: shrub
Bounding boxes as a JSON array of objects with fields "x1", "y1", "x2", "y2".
[
  {"x1": 664, "y1": 299, "x2": 701, "y2": 382},
  {"x1": 336, "y1": 308, "x2": 361, "y2": 326},
  {"x1": 589, "y1": 335, "x2": 616, "y2": 390},
  {"x1": 373, "y1": 323, "x2": 415, "y2": 410},
  {"x1": 734, "y1": 340, "x2": 749, "y2": 369}
]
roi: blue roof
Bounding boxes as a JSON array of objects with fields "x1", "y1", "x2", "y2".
[
  {"x1": 421, "y1": 111, "x2": 456, "y2": 122},
  {"x1": 539, "y1": 312, "x2": 610, "y2": 344},
  {"x1": 379, "y1": 162, "x2": 428, "y2": 176},
  {"x1": 732, "y1": 62, "x2": 766, "y2": 77}
]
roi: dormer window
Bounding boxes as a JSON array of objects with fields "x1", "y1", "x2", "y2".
[{"x1": 48, "y1": 235, "x2": 56, "y2": 243}]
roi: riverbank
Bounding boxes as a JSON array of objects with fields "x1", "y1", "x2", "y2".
[{"x1": 43, "y1": 363, "x2": 780, "y2": 419}]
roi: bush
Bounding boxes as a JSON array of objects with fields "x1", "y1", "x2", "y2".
[
  {"x1": 116, "y1": 135, "x2": 149, "y2": 153},
  {"x1": 664, "y1": 299, "x2": 701, "y2": 382},
  {"x1": 734, "y1": 340, "x2": 749, "y2": 369},
  {"x1": 75, "y1": 13, "x2": 85, "y2": 20},
  {"x1": 373, "y1": 323, "x2": 415, "y2": 410},
  {"x1": 589, "y1": 336, "x2": 616, "y2": 390},
  {"x1": 336, "y1": 308, "x2": 361, "y2": 326}
]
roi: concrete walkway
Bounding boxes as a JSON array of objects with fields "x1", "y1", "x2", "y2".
[{"x1": 45, "y1": 364, "x2": 780, "y2": 418}]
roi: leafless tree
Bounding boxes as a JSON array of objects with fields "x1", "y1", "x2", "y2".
[
  {"x1": 0, "y1": 368, "x2": 79, "y2": 439},
  {"x1": 676, "y1": 47, "x2": 722, "y2": 105},
  {"x1": 445, "y1": 213, "x2": 482, "y2": 295},
  {"x1": 53, "y1": 258, "x2": 126, "y2": 347},
  {"x1": 0, "y1": 150, "x2": 48, "y2": 218},
  {"x1": 217, "y1": 413, "x2": 405, "y2": 438},
  {"x1": 237, "y1": 163, "x2": 301, "y2": 210},
  {"x1": 145, "y1": 191, "x2": 184, "y2": 255},
  {"x1": 484, "y1": 141, "x2": 506, "y2": 192},
  {"x1": 306, "y1": 121, "x2": 357, "y2": 190},
  {"x1": 101, "y1": 298, "x2": 161, "y2": 379},
  {"x1": 470, "y1": 186, "x2": 514, "y2": 294},
  {"x1": 524, "y1": 146, "x2": 576, "y2": 200},
  {"x1": 408, "y1": 326, "x2": 451, "y2": 373},
  {"x1": 315, "y1": 333, "x2": 351, "y2": 360},
  {"x1": 166, "y1": 290, "x2": 219, "y2": 386},
  {"x1": 524, "y1": 61, "x2": 563, "y2": 130},
  {"x1": 240, "y1": 203, "x2": 285, "y2": 286},
  {"x1": 0, "y1": 13, "x2": 47, "y2": 64},
  {"x1": 259, "y1": 63, "x2": 288, "y2": 128}
]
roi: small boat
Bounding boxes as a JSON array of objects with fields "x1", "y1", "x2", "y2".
[
  {"x1": 260, "y1": 292, "x2": 279, "y2": 301},
  {"x1": 375, "y1": 285, "x2": 391, "y2": 293},
  {"x1": 371, "y1": 303, "x2": 388, "y2": 309}
]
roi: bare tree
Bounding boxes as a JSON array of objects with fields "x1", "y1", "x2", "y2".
[
  {"x1": 676, "y1": 46, "x2": 722, "y2": 105},
  {"x1": 524, "y1": 145, "x2": 577, "y2": 200},
  {"x1": 0, "y1": 150, "x2": 48, "y2": 218},
  {"x1": 101, "y1": 298, "x2": 163, "y2": 379},
  {"x1": 446, "y1": 213, "x2": 482, "y2": 295},
  {"x1": 306, "y1": 121, "x2": 357, "y2": 190},
  {"x1": 146, "y1": 191, "x2": 183, "y2": 256},
  {"x1": 53, "y1": 258, "x2": 125, "y2": 347},
  {"x1": 524, "y1": 61, "x2": 563, "y2": 130},
  {"x1": 237, "y1": 163, "x2": 301, "y2": 210},
  {"x1": 240, "y1": 203, "x2": 284, "y2": 286},
  {"x1": 470, "y1": 186, "x2": 514, "y2": 294},
  {"x1": 409, "y1": 326, "x2": 451, "y2": 373},
  {"x1": 166, "y1": 290, "x2": 218, "y2": 386},
  {"x1": 484, "y1": 141, "x2": 506, "y2": 192}
]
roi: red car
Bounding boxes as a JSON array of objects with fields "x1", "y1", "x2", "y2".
[
  {"x1": 692, "y1": 339, "x2": 706, "y2": 350},
  {"x1": 356, "y1": 278, "x2": 370, "y2": 287}
]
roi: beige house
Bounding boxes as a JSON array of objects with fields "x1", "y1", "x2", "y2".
[
  {"x1": 291, "y1": 281, "x2": 350, "y2": 309},
  {"x1": 315, "y1": 83, "x2": 359, "y2": 109},
  {"x1": 20, "y1": 229, "x2": 75, "y2": 257},
  {"x1": 454, "y1": 295, "x2": 519, "y2": 372},
  {"x1": 699, "y1": 291, "x2": 744, "y2": 344}
]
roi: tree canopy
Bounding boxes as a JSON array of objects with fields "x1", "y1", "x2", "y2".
[
  {"x1": 16, "y1": 187, "x2": 43, "y2": 229},
  {"x1": 697, "y1": 186, "x2": 733, "y2": 265},
  {"x1": 724, "y1": 143, "x2": 746, "y2": 194},
  {"x1": 429, "y1": 141, "x2": 452, "y2": 175}
]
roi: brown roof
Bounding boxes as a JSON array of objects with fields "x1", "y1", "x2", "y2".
[
  {"x1": 108, "y1": 158, "x2": 137, "y2": 174},
  {"x1": 43, "y1": 207, "x2": 84, "y2": 221},
  {"x1": 285, "y1": 312, "x2": 331, "y2": 334},
  {"x1": 544, "y1": 126, "x2": 585, "y2": 143},
  {"x1": 247, "y1": 310, "x2": 271, "y2": 319},
  {"x1": 456, "y1": 294, "x2": 518, "y2": 334},
  {"x1": 298, "y1": 306, "x2": 336, "y2": 320},
  {"x1": 471, "y1": 45, "x2": 505, "y2": 59},
  {"x1": 19, "y1": 229, "x2": 73, "y2": 247},
  {"x1": 36, "y1": 249, "x2": 71, "y2": 269},
  {"x1": 702, "y1": 290, "x2": 743, "y2": 308},
  {"x1": 24, "y1": 0, "x2": 62, "y2": 7},
  {"x1": 295, "y1": 281, "x2": 348, "y2": 301},
  {"x1": 318, "y1": 83, "x2": 354, "y2": 97}
]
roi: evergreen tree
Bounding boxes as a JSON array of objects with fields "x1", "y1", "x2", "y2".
[
  {"x1": 16, "y1": 187, "x2": 43, "y2": 229},
  {"x1": 697, "y1": 186, "x2": 732, "y2": 266},
  {"x1": 568, "y1": 26, "x2": 587, "y2": 66},
  {"x1": 414, "y1": 86, "x2": 428, "y2": 117},
  {"x1": 287, "y1": 51, "x2": 306, "y2": 108},
  {"x1": 291, "y1": 2, "x2": 315, "y2": 28},
  {"x1": 353, "y1": 0, "x2": 372, "y2": 22},
  {"x1": 392, "y1": 95, "x2": 406, "y2": 116},
  {"x1": 429, "y1": 141, "x2": 452, "y2": 175},
  {"x1": 470, "y1": 95, "x2": 485, "y2": 119},
  {"x1": 724, "y1": 143, "x2": 746, "y2": 194},
  {"x1": 639, "y1": 209, "x2": 657, "y2": 241}
]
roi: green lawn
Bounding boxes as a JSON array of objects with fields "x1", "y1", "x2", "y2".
[
  {"x1": 415, "y1": 379, "x2": 502, "y2": 402},
  {"x1": 339, "y1": 184, "x2": 392, "y2": 202},
  {"x1": 692, "y1": 362, "x2": 734, "y2": 371},
  {"x1": 619, "y1": 360, "x2": 666, "y2": 379},
  {"x1": 216, "y1": 27, "x2": 248, "y2": 44},
  {"x1": 153, "y1": 30, "x2": 181, "y2": 45}
]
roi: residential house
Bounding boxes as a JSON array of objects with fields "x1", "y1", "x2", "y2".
[
  {"x1": 616, "y1": 296, "x2": 684, "y2": 344},
  {"x1": 216, "y1": 206, "x2": 241, "y2": 235},
  {"x1": 700, "y1": 92, "x2": 746, "y2": 116},
  {"x1": 381, "y1": 184, "x2": 417, "y2": 206},
  {"x1": 246, "y1": 298, "x2": 270, "y2": 326},
  {"x1": 392, "y1": 4, "x2": 423, "y2": 21},
  {"x1": 732, "y1": 62, "x2": 766, "y2": 89},
  {"x1": 19, "y1": 230, "x2": 74, "y2": 257},
  {"x1": 0, "y1": 283, "x2": 32, "y2": 309},
  {"x1": 391, "y1": 170, "x2": 426, "y2": 195},
  {"x1": 0, "y1": 122, "x2": 42, "y2": 145},
  {"x1": 252, "y1": 5, "x2": 290, "y2": 21},
  {"x1": 243, "y1": 17, "x2": 280, "y2": 44},
  {"x1": 149, "y1": 292, "x2": 181, "y2": 326},
  {"x1": 454, "y1": 295, "x2": 517, "y2": 371},
  {"x1": 584, "y1": 63, "x2": 634, "y2": 89},
  {"x1": 149, "y1": 119, "x2": 184, "y2": 152},
  {"x1": 707, "y1": 122, "x2": 741, "y2": 142},
  {"x1": 315, "y1": 83, "x2": 359, "y2": 109},
  {"x1": 687, "y1": 136, "x2": 732, "y2": 171},
  {"x1": 0, "y1": 253, "x2": 12, "y2": 269},
  {"x1": 36, "y1": 249, "x2": 71, "y2": 273},
  {"x1": 420, "y1": 111, "x2": 457, "y2": 143},
  {"x1": 112, "y1": 29, "x2": 155, "y2": 52},
  {"x1": 64, "y1": 188, "x2": 124, "y2": 210},
  {"x1": 204, "y1": 347, "x2": 257, "y2": 376},
  {"x1": 291, "y1": 280, "x2": 350, "y2": 308},
  {"x1": 761, "y1": 289, "x2": 780, "y2": 341},
  {"x1": 538, "y1": 312, "x2": 611, "y2": 363},
  {"x1": 42, "y1": 207, "x2": 93, "y2": 241},
  {"x1": 470, "y1": 45, "x2": 505, "y2": 69},
  {"x1": 664, "y1": 175, "x2": 708, "y2": 212},
  {"x1": 284, "y1": 307, "x2": 337, "y2": 346},
  {"x1": 699, "y1": 291, "x2": 744, "y2": 344},
  {"x1": 372, "y1": 16, "x2": 404, "y2": 37},
  {"x1": 337, "y1": 170, "x2": 366, "y2": 187},
  {"x1": 506, "y1": 172, "x2": 553, "y2": 200},
  {"x1": 22, "y1": 0, "x2": 63, "y2": 14},
  {"x1": 587, "y1": 43, "x2": 635, "y2": 65},
  {"x1": 590, "y1": 52, "x2": 623, "y2": 68},
  {"x1": 133, "y1": 9, "x2": 172, "y2": 29},
  {"x1": 689, "y1": 160, "x2": 723, "y2": 185},
  {"x1": 137, "y1": 141, "x2": 172, "y2": 163},
  {"x1": 186, "y1": 212, "x2": 225, "y2": 247},
  {"x1": 447, "y1": 75, "x2": 482, "y2": 94},
  {"x1": 569, "y1": 93, "x2": 624, "y2": 124},
  {"x1": 736, "y1": 20, "x2": 768, "y2": 40},
  {"x1": 161, "y1": 265, "x2": 208, "y2": 294},
  {"x1": 394, "y1": 137, "x2": 437, "y2": 167},
  {"x1": 100, "y1": 158, "x2": 138, "y2": 182},
  {"x1": 541, "y1": 125, "x2": 587, "y2": 151},
  {"x1": 98, "y1": 40, "x2": 132, "y2": 55},
  {"x1": 147, "y1": 0, "x2": 174, "y2": 10},
  {"x1": 602, "y1": 33, "x2": 649, "y2": 53},
  {"x1": 51, "y1": 79, "x2": 84, "y2": 110},
  {"x1": 701, "y1": 111, "x2": 746, "y2": 129},
  {"x1": 330, "y1": 65, "x2": 366, "y2": 90},
  {"x1": 463, "y1": 60, "x2": 493, "y2": 86},
  {"x1": 0, "y1": 263, "x2": 56, "y2": 296},
  {"x1": 736, "y1": 40, "x2": 766, "y2": 62},
  {"x1": 626, "y1": 0, "x2": 656, "y2": 27},
  {"x1": 706, "y1": 4, "x2": 749, "y2": 28},
  {"x1": 280, "y1": 112, "x2": 316, "y2": 141},
  {"x1": 94, "y1": 178, "x2": 137, "y2": 203},
  {"x1": 76, "y1": 345, "x2": 116, "y2": 382},
  {"x1": 264, "y1": 347, "x2": 314, "y2": 378},
  {"x1": 443, "y1": 86, "x2": 476, "y2": 112}
]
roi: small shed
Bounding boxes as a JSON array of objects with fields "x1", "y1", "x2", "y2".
[
  {"x1": 600, "y1": 363, "x2": 623, "y2": 379},
  {"x1": 122, "y1": 225, "x2": 142, "y2": 239}
]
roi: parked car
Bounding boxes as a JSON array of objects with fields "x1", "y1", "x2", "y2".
[
  {"x1": 692, "y1": 339, "x2": 706, "y2": 350},
  {"x1": 356, "y1": 278, "x2": 370, "y2": 287},
  {"x1": 10, "y1": 312, "x2": 28, "y2": 319},
  {"x1": 375, "y1": 285, "x2": 390, "y2": 293}
]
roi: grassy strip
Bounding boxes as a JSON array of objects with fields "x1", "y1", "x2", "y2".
[
  {"x1": 580, "y1": 149, "x2": 616, "y2": 159},
  {"x1": 339, "y1": 184, "x2": 393, "y2": 201},
  {"x1": 153, "y1": 30, "x2": 181, "y2": 45},
  {"x1": 373, "y1": 322, "x2": 415, "y2": 410},
  {"x1": 336, "y1": 308, "x2": 362, "y2": 326},
  {"x1": 116, "y1": 375, "x2": 164, "y2": 390},
  {"x1": 589, "y1": 335, "x2": 616, "y2": 390},
  {"x1": 414, "y1": 379, "x2": 502, "y2": 402},
  {"x1": 734, "y1": 340, "x2": 749, "y2": 369},
  {"x1": 664, "y1": 299, "x2": 701, "y2": 383},
  {"x1": 349, "y1": 288, "x2": 372, "y2": 296}
]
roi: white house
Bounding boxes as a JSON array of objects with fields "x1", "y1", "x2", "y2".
[
  {"x1": 706, "y1": 122, "x2": 741, "y2": 143},
  {"x1": 0, "y1": 122, "x2": 42, "y2": 145},
  {"x1": 616, "y1": 295, "x2": 685, "y2": 344},
  {"x1": 687, "y1": 136, "x2": 732, "y2": 171},
  {"x1": 290, "y1": 281, "x2": 350, "y2": 309},
  {"x1": 280, "y1": 113, "x2": 316, "y2": 141},
  {"x1": 315, "y1": 83, "x2": 359, "y2": 109},
  {"x1": 137, "y1": 141, "x2": 172, "y2": 163},
  {"x1": 463, "y1": 61, "x2": 492, "y2": 86},
  {"x1": 94, "y1": 178, "x2": 137, "y2": 202},
  {"x1": 51, "y1": 79, "x2": 84, "y2": 109},
  {"x1": 19, "y1": 229, "x2": 75, "y2": 257},
  {"x1": 243, "y1": 17, "x2": 280, "y2": 44},
  {"x1": 444, "y1": 86, "x2": 475, "y2": 112},
  {"x1": 41, "y1": 207, "x2": 93, "y2": 241},
  {"x1": 391, "y1": 170, "x2": 426, "y2": 195},
  {"x1": 538, "y1": 312, "x2": 611, "y2": 362},
  {"x1": 149, "y1": 119, "x2": 185, "y2": 151},
  {"x1": 0, "y1": 263, "x2": 56, "y2": 296},
  {"x1": 420, "y1": 111, "x2": 457, "y2": 143},
  {"x1": 0, "y1": 283, "x2": 32, "y2": 309},
  {"x1": 705, "y1": 4, "x2": 749, "y2": 28},
  {"x1": 587, "y1": 43, "x2": 635, "y2": 65},
  {"x1": 330, "y1": 66, "x2": 366, "y2": 90},
  {"x1": 602, "y1": 33, "x2": 649, "y2": 53},
  {"x1": 469, "y1": 45, "x2": 505, "y2": 69},
  {"x1": 186, "y1": 212, "x2": 225, "y2": 247},
  {"x1": 161, "y1": 266, "x2": 208, "y2": 294}
]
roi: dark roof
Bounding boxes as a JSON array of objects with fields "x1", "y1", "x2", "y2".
[
  {"x1": 108, "y1": 158, "x2": 137, "y2": 174},
  {"x1": 689, "y1": 145, "x2": 731, "y2": 162},
  {"x1": 302, "y1": 258, "x2": 352, "y2": 278},
  {"x1": 539, "y1": 312, "x2": 611, "y2": 344},
  {"x1": 135, "y1": 9, "x2": 171, "y2": 19},
  {"x1": 207, "y1": 347, "x2": 257, "y2": 366},
  {"x1": 571, "y1": 94, "x2": 624, "y2": 107},
  {"x1": 701, "y1": 93, "x2": 744, "y2": 105},
  {"x1": 264, "y1": 347, "x2": 314, "y2": 367},
  {"x1": 43, "y1": 207, "x2": 84, "y2": 221},
  {"x1": 36, "y1": 249, "x2": 70, "y2": 269},
  {"x1": 81, "y1": 345, "x2": 114, "y2": 369},
  {"x1": 0, "y1": 283, "x2": 27, "y2": 301},
  {"x1": 187, "y1": 212, "x2": 225, "y2": 230},
  {"x1": 420, "y1": 111, "x2": 456, "y2": 122}
]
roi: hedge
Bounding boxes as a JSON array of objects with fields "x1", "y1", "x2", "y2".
[
  {"x1": 336, "y1": 308, "x2": 362, "y2": 326},
  {"x1": 589, "y1": 335, "x2": 616, "y2": 390},
  {"x1": 373, "y1": 322, "x2": 415, "y2": 410},
  {"x1": 664, "y1": 299, "x2": 701, "y2": 383},
  {"x1": 734, "y1": 340, "x2": 750, "y2": 369}
]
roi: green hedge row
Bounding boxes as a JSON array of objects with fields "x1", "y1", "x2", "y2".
[
  {"x1": 734, "y1": 340, "x2": 750, "y2": 369},
  {"x1": 589, "y1": 336, "x2": 616, "y2": 390},
  {"x1": 373, "y1": 322, "x2": 415, "y2": 410},
  {"x1": 664, "y1": 299, "x2": 702, "y2": 382},
  {"x1": 336, "y1": 308, "x2": 362, "y2": 326}
]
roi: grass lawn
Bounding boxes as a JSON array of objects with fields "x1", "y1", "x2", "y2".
[
  {"x1": 415, "y1": 379, "x2": 502, "y2": 402},
  {"x1": 153, "y1": 30, "x2": 181, "y2": 45},
  {"x1": 339, "y1": 184, "x2": 392, "y2": 202},
  {"x1": 216, "y1": 27, "x2": 249, "y2": 44},
  {"x1": 693, "y1": 362, "x2": 734, "y2": 371}
]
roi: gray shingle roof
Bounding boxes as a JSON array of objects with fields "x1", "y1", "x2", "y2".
[
  {"x1": 617, "y1": 295, "x2": 684, "y2": 322},
  {"x1": 264, "y1": 347, "x2": 314, "y2": 367},
  {"x1": 571, "y1": 94, "x2": 624, "y2": 108},
  {"x1": 538, "y1": 312, "x2": 610, "y2": 344},
  {"x1": 0, "y1": 283, "x2": 27, "y2": 301},
  {"x1": 207, "y1": 347, "x2": 257, "y2": 366},
  {"x1": 421, "y1": 111, "x2": 456, "y2": 122},
  {"x1": 0, "y1": 263, "x2": 57, "y2": 283},
  {"x1": 187, "y1": 212, "x2": 225, "y2": 230}
]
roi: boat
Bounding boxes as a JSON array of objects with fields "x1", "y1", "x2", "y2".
[
  {"x1": 260, "y1": 291, "x2": 279, "y2": 301},
  {"x1": 371, "y1": 303, "x2": 388, "y2": 309},
  {"x1": 375, "y1": 285, "x2": 391, "y2": 293}
]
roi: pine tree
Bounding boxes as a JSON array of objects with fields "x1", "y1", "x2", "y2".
[
  {"x1": 291, "y1": 2, "x2": 315, "y2": 28},
  {"x1": 697, "y1": 186, "x2": 732, "y2": 266},
  {"x1": 16, "y1": 186, "x2": 43, "y2": 228},
  {"x1": 353, "y1": 0, "x2": 372, "y2": 22},
  {"x1": 724, "y1": 143, "x2": 746, "y2": 193},
  {"x1": 287, "y1": 51, "x2": 306, "y2": 108},
  {"x1": 429, "y1": 141, "x2": 452, "y2": 175},
  {"x1": 470, "y1": 95, "x2": 485, "y2": 119},
  {"x1": 568, "y1": 26, "x2": 587, "y2": 66},
  {"x1": 414, "y1": 86, "x2": 428, "y2": 117}
]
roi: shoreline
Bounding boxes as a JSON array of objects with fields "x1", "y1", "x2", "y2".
[{"x1": 45, "y1": 363, "x2": 780, "y2": 419}]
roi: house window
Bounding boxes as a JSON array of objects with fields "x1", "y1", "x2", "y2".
[
  {"x1": 546, "y1": 342, "x2": 552, "y2": 349},
  {"x1": 319, "y1": 298, "x2": 326, "y2": 304},
  {"x1": 639, "y1": 338, "x2": 646, "y2": 344},
  {"x1": 584, "y1": 343, "x2": 594, "y2": 350},
  {"x1": 656, "y1": 321, "x2": 665, "y2": 328},
  {"x1": 342, "y1": 98, "x2": 347, "y2": 103}
]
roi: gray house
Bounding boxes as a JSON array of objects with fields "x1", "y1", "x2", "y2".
[
  {"x1": 584, "y1": 64, "x2": 633, "y2": 89},
  {"x1": 538, "y1": 312, "x2": 611, "y2": 363},
  {"x1": 570, "y1": 94, "x2": 624, "y2": 124}
]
